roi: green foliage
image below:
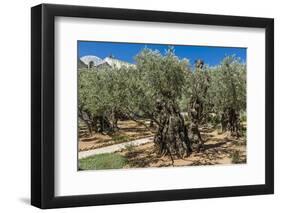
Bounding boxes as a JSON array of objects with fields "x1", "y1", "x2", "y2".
[
  {"x1": 241, "y1": 125, "x2": 247, "y2": 138},
  {"x1": 79, "y1": 153, "x2": 127, "y2": 170},
  {"x1": 78, "y1": 65, "x2": 137, "y2": 133},
  {"x1": 132, "y1": 47, "x2": 189, "y2": 119},
  {"x1": 240, "y1": 112, "x2": 247, "y2": 122},
  {"x1": 78, "y1": 48, "x2": 246, "y2": 136},
  {"x1": 79, "y1": 66, "x2": 133, "y2": 116},
  {"x1": 208, "y1": 56, "x2": 246, "y2": 114},
  {"x1": 136, "y1": 47, "x2": 188, "y2": 100},
  {"x1": 181, "y1": 60, "x2": 213, "y2": 125},
  {"x1": 184, "y1": 62, "x2": 210, "y2": 105}
]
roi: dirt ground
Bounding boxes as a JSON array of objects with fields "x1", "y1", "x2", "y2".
[
  {"x1": 79, "y1": 120, "x2": 154, "y2": 151},
  {"x1": 79, "y1": 119, "x2": 246, "y2": 167},
  {"x1": 118, "y1": 128, "x2": 246, "y2": 168}
]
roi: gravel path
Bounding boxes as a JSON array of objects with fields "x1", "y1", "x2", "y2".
[{"x1": 78, "y1": 136, "x2": 154, "y2": 159}]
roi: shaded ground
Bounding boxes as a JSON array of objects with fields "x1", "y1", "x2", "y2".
[
  {"x1": 79, "y1": 120, "x2": 154, "y2": 151},
  {"x1": 78, "y1": 120, "x2": 246, "y2": 170},
  {"x1": 117, "y1": 128, "x2": 246, "y2": 168}
]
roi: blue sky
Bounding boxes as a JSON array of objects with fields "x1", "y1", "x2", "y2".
[{"x1": 78, "y1": 41, "x2": 246, "y2": 66}]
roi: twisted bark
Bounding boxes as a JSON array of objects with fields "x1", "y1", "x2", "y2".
[
  {"x1": 188, "y1": 97, "x2": 204, "y2": 152},
  {"x1": 154, "y1": 99, "x2": 192, "y2": 163},
  {"x1": 221, "y1": 107, "x2": 241, "y2": 137}
]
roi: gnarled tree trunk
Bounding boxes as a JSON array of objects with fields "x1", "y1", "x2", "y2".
[
  {"x1": 221, "y1": 107, "x2": 240, "y2": 137},
  {"x1": 78, "y1": 108, "x2": 95, "y2": 136},
  {"x1": 188, "y1": 97, "x2": 204, "y2": 152},
  {"x1": 97, "y1": 115, "x2": 112, "y2": 133},
  {"x1": 110, "y1": 109, "x2": 119, "y2": 132},
  {"x1": 153, "y1": 99, "x2": 192, "y2": 163}
]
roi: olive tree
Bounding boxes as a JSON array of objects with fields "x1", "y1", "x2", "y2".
[
  {"x1": 182, "y1": 59, "x2": 212, "y2": 151},
  {"x1": 134, "y1": 47, "x2": 192, "y2": 161},
  {"x1": 79, "y1": 68, "x2": 111, "y2": 134},
  {"x1": 208, "y1": 56, "x2": 246, "y2": 136}
]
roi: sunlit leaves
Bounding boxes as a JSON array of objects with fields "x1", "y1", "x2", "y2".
[{"x1": 78, "y1": 50, "x2": 246, "y2": 129}]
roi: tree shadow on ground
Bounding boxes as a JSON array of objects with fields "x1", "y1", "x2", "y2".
[
  {"x1": 125, "y1": 148, "x2": 161, "y2": 168},
  {"x1": 119, "y1": 128, "x2": 246, "y2": 168},
  {"x1": 191, "y1": 136, "x2": 246, "y2": 165},
  {"x1": 203, "y1": 141, "x2": 227, "y2": 150},
  {"x1": 120, "y1": 127, "x2": 147, "y2": 132},
  {"x1": 81, "y1": 136, "x2": 99, "y2": 142}
]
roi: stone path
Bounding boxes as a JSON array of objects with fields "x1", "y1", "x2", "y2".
[{"x1": 78, "y1": 136, "x2": 154, "y2": 159}]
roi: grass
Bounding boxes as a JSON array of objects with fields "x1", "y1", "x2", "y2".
[{"x1": 79, "y1": 153, "x2": 127, "y2": 170}]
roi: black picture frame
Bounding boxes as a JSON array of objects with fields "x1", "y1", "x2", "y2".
[{"x1": 31, "y1": 3, "x2": 274, "y2": 209}]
